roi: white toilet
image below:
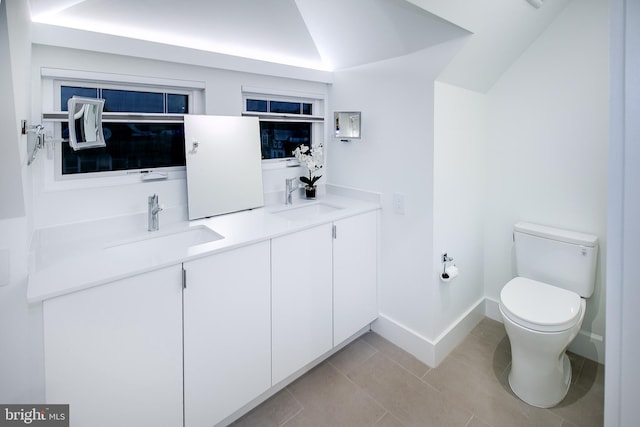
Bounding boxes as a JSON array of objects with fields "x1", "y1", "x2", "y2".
[{"x1": 499, "y1": 222, "x2": 598, "y2": 408}]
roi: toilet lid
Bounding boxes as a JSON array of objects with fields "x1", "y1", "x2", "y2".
[{"x1": 500, "y1": 277, "x2": 582, "y2": 332}]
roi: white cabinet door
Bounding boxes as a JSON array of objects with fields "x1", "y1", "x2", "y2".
[
  {"x1": 333, "y1": 211, "x2": 379, "y2": 345},
  {"x1": 271, "y1": 223, "x2": 333, "y2": 385},
  {"x1": 183, "y1": 241, "x2": 271, "y2": 427},
  {"x1": 44, "y1": 265, "x2": 184, "y2": 427}
]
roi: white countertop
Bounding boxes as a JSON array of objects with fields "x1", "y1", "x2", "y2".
[{"x1": 27, "y1": 186, "x2": 381, "y2": 303}]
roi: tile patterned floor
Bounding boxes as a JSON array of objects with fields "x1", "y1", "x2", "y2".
[{"x1": 231, "y1": 318, "x2": 604, "y2": 427}]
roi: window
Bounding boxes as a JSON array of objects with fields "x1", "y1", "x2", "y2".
[
  {"x1": 42, "y1": 69, "x2": 204, "y2": 182},
  {"x1": 242, "y1": 91, "x2": 324, "y2": 162},
  {"x1": 246, "y1": 99, "x2": 313, "y2": 115},
  {"x1": 59, "y1": 86, "x2": 188, "y2": 175},
  {"x1": 258, "y1": 122, "x2": 311, "y2": 159}
]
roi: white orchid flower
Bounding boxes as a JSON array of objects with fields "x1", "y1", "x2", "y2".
[{"x1": 293, "y1": 143, "x2": 324, "y2": 186}]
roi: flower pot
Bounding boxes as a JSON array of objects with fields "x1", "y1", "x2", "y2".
[{"x1": 305, "y1": 185, "x2": 317, "y2": 199}]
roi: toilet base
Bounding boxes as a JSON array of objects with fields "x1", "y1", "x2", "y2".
[
  {"x1": 500, "y1": 297, "x2": 585, "y2": 409},
  {"x1": 508, "y1": 352, "x2": 571, "y2": 408}
]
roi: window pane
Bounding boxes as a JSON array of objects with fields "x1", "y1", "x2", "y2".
[
  {"x1": 102, "y1": 89, "x2": 164, "y2": 113},
  {"x1": 259, "y1": 122, "x2": 311, "y2": 159},
  {"x1": 302, "y1": 103, "x2": 312, "y2": 115},
  {"x1": 270, "y1": 101, "x2": 301, "y2": 114},
  {"x1": 61, "y1": 86, "x2": 98, "y2": 110},
  {"x1": 167, "y1": 94, "x2": 188, "y2": 114},
  {"x1": 246, "y1": 99, "x2": 268, "y2": 112},
  {"x1": 61, "y1": 123, "x2": 185, "y2": 174}
]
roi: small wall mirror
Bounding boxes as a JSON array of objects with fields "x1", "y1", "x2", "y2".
[
  {"x1": 67, "y1": 96, "x2": 107, "y2": 150},
  {"x1": 334, "y1": 111, "x2": 361, "y2": 140}
]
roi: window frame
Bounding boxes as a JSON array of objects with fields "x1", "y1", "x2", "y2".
[
  {"x1": 241, "y1": 88, "x2": 325, "y2": 169},
  {"x1": 40, "y1": 70, "x2": 205, "y2": 188},
  {"x1": 53, "y1": 79, "x2": 194, "y2": 180}
]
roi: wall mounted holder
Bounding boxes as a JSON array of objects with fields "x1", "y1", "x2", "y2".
[
  {"x1": 23, "y1": 121, "x2": 65, "y2": 166},
  {"x1": 440, "y1": 252, "x2": 459, "y2": 282},
  {"x1": 23, "y1": 123, "x2": 46, "y2": 166},
  {"x1": 334, "y1": 111, "x2": 361, "y2": 142}
]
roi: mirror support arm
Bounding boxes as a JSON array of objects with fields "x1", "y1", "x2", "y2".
[{"x1": 23, "y1": 123, "x2": 65, "y2": 166}]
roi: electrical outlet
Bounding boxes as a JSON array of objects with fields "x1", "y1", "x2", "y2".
[{"x1": 393, "y1": 193, "x2": 405, "y2": 214}]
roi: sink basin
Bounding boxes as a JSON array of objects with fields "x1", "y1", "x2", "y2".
[
  {"x1": 104, "y1": 226, "x2": 223, "y2": 259},
  {"x1": 274, "y1": 202, "x2": 342, "y2": 221}
]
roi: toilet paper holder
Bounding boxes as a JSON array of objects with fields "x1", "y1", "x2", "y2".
[{"x1": 441, "y1": 253, "x2": 458, "y2": 282}]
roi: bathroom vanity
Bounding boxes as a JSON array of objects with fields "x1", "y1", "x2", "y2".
[{"x1": 28, "y1": 188, "x2": 380, "y2": 427}]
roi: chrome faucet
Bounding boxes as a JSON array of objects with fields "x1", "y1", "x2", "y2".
[
  {"x1": 285, "y1": 178, "x2": 298, "y2": 205},
  {"x1": 148, "y1": 194, "x2": 163, "y2": 231}
]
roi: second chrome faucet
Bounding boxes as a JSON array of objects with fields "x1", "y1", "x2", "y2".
[{"x1": 285, "y1": 178, "x2": 299, "y2": 205}]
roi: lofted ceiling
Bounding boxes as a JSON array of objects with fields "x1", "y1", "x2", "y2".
[
  {"x1": 405, "y1": 0, "x2": 572, "y2": 91},
  {"x1": 28, "y1": 0, "x2": 572, "y2": 92}
]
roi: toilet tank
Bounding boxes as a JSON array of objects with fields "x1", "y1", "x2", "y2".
[{"x1": 513, "y1": 222, "x2": 599, "y2": 298}]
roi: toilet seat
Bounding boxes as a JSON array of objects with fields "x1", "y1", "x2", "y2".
[{"x1": 500, "y1": 277, "x2": 582, "y2": 332}]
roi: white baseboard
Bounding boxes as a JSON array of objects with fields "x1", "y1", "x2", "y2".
[
  {"x1": 372, "y1": 297, "x2": 604, "y2": 368},
  {"x1": 569, "y1": 329, "x2": 605, "y2": 363},
  {"x1": 483, "y1": 297, "x2": 604, "y2": 364},
  {"x1": 484, "y1": 297, "x2": 502, "y2": 322},
  {"x1": 371, "y1": 298, "x2": 485, "y2": 368},
  {"x1": 371, "y1": 314, "x2": 436, "y2": 367},
  {"x1": 432, "y1": 299, "x2": 486, "y2": 366}
]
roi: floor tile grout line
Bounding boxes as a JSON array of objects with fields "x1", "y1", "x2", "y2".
[
  {"x1": 278, "y1": 405, "x2": 304, "y2": 427},
  {"x1": 326, "y1": 355, "x2": 396, "y2": 416},
  {"x1": 354, "y1": 349, "x2": 454, "y2": 411},
  {"x1": 375, "y1": 411, "x2": 406, "y2": 427},
  {"x1": 357, "y1": 339, "x2": 465, "y2": 403},
  {"x1": 419, "y1": 348, "x2": 504, "y2": 393},
  {"x1": 278, "y1": 386, "x2": 305, "y2": 427},
  {"x1": 328, "y1": 344, "x2": 380, "y2": 377},
  {"x1": 420, "y1": 369, "x2": 444, "y2": 392},
  {"x1": 327, "y1": 355, "x2": 407, "y2": 426},
  {"x1": 462, "y1": 414, "x2": 477, "y2": 427},
  {"x1": 420, "y1": 366, "x2": 433, "y2": 381},
  {"x1": 471, "y1": 413, "x2": 496, "y2": 427},
  {"x1": 371, "y1": 410, "x2": 390, "y2": 427},
  {"x1": 359, "y1": 334, "x2": 433, "y2": 381},
  {"x1": 375, "y1": 350, "x2": 432, "y2": 385},
  {"x1": 363, "y1": 336, "x2": 448, "y2": 381}
]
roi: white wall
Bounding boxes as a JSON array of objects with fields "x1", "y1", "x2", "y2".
[
  {"x1": 29, "y1": 45, "x2": 329, "y2": 228},
  {"x1": 0, "y1": 0, "x2": 26, "y2": 220},
  {"x1": 0, "y1": 0, "x2": 45, "y2": 404},
  {"x1": 432, "y1": 82, "x2": 486, "y2": 343},
  {"x1": 328, "y1": 38, "x2": 469, "y2": 365},
  {"x1": 605, "y1": 0, "x2": 640, "y2": 424},
  {"x1": 484, "y1": 0, "x2": 609, "y2": 362}
]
